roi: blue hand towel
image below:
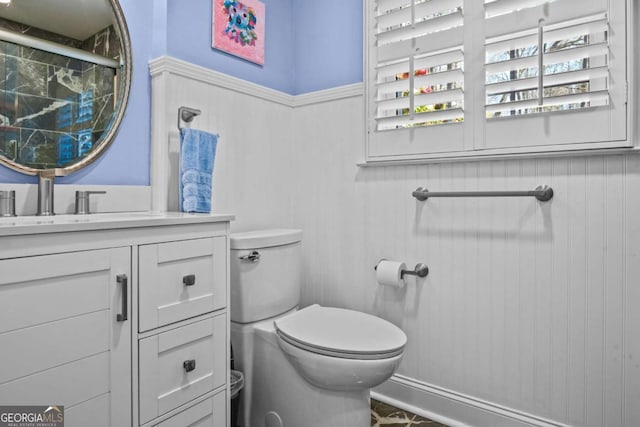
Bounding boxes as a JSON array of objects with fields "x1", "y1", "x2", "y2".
[{"x1": 180, "y1": 128, "x2": 218, "y2": 213}]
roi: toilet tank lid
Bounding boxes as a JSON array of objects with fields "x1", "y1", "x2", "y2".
[{"x1": 230, "y1": 229, "x2": 302, "y2": 249}]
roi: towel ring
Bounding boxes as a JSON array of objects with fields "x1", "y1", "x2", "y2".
[{"x1": 178, "y1": 106, "x2": 201, "y2": 130}]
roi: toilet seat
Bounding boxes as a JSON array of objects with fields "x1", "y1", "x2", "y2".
[{"x1": 274, "y1": 304, "x2": 406, "y2": 360}]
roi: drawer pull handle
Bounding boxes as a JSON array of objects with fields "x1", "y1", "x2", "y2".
[
  {"x1": 183, "y1": 274, "x2": 196, "y2": 286},
  {"x1": 116, "y1": 274, "x2": 128, "y2": 322},
  {"x1": 239, "y1": 251, "x2": 260, "y2": 262},
  {"x1": 183, "y1": 359, "x2": 196, "y2": 373}
]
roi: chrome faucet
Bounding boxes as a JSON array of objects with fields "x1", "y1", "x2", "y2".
[
  {"x1": 36, "y1": 169, "x2": 57, "y2": 216},
  {"x1": 0, "y1": 190, "x2": 16, "y2": 217},
  {"x1": 75, "y1": 190, "x2": 106, "y2": 214}
]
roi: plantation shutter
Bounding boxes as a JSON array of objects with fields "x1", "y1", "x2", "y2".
[
  {"x1": 367, "y1": 0, "x2": 466, "y2": 158},
  {"x1": 482, "y1": 0, "x2": 627, "y2": 149},
  {"x1": 365, "y1": 0, "x2": 628, "y2": 162}
]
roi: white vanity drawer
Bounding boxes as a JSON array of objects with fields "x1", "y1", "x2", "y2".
[
  {"x1": 153, "y1": 390, "x2": 226, "y2": 427},
  {"x1": 139, "y1": 237, "x2": 227, "y2": 332},
  {"x1": 139, "y1": 314, "x2": 227, "y2": 425}
]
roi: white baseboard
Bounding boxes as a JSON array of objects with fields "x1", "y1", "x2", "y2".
[
  {"x1": 0, "y1": 183, "x2": 151, "y2": 216},
  {"x1": 373, "y1": 375, "x2": 571, "y2": 427}
]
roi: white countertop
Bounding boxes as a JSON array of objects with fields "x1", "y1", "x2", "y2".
[{"x1": 0, "y1": 211, "x2": 235, "y2": 236}]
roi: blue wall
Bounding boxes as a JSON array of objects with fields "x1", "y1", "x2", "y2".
[
  {"x1": 0, "y1": 0, "x2": 363, "y2": 185},
  {"x1": 166, "y1": 0, "x2": 295, "y2": 94},
  {"x1": 163, "y1": 0, "x2": 363, "y2": 95},
  {"x1": 292, "y1": 0, "x2": 363, "y2": 94}
]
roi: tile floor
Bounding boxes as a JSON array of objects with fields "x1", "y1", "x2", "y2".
[{"x1": 371, "y1": 399, "x2": 448, "y2": 426}]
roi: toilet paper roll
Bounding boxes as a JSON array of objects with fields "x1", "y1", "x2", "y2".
[{"x1": 376, "y1": 260, "x2": 406, "y2": 288}]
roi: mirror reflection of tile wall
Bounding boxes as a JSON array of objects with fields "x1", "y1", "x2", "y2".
[{"x1": 0, "y1": 18, "x2": 117, "y2": 169}]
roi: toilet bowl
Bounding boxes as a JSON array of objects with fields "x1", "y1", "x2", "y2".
[
  {"x1": 275, "y1": 304, "x2": 405, "y2": 391},
  {"x1": 229, "y1": 229, "x2": 406, "y2": 427}
]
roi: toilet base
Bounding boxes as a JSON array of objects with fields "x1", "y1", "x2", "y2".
[{"x1": 231, "y1": 316, "x2": 372, "y2": 427}]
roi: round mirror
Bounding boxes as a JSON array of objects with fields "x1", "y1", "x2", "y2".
[{"x1": 0, "y1": 0, "x2": 131, "y2": 177}]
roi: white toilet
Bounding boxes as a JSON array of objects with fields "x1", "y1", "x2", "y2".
[{"x1": 230, "y1": 229, "x2": 407, "y2": 427}]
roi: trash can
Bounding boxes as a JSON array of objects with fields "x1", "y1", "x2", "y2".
[{"x1": 230, "y1": 369, "x2": 244, "y2": 427}]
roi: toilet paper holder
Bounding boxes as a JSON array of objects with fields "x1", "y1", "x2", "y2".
[{"x1": 374, "y1": 260, "x2": 429, "y2": 278}]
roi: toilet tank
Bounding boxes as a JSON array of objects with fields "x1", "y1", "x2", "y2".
[{"x1": 230, "y1": 229, "x2": 302, "y2": 323}]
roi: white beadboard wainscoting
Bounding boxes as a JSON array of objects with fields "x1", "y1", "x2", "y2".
[
  {"x1": 149, "y1": 56, "x2": 296, "y2": 229},
  {"x1": 150, "y1": 56, "x2": 640, "y2": 427}
]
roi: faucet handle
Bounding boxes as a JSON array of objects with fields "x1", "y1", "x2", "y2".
[{"x1": 75, "y1": 190, "x2": 106, "y2": 215}]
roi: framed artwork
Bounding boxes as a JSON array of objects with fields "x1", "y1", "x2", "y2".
[{"x1": 212, "y1": 0, "x2": 265, "y2": 65}]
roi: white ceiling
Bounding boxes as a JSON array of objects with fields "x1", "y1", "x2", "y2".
[{"x1": 0, "y1": 0, "x2": 114, "y2": 41}]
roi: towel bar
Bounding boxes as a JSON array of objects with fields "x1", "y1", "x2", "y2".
[{"x1": 412, "y1": 185, "x2": 553, "y2": 202}]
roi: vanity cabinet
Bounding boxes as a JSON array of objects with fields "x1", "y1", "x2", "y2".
[{"x1": 0, "y1": 213, "x2": 233, "y2": 427}]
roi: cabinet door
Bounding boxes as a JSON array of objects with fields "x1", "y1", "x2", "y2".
[{"x1": 0, "y1": 248, "x2": 132, "y2": 427}]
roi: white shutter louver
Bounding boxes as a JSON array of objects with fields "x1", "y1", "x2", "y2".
[
  {"x1": 484, "y1": 0, "x2": 611, "y2": 119},
  {"x1": 373, "y1": 0, "x2": 464, "y2": 131}
]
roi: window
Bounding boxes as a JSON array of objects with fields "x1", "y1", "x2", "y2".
[{"x1": 365, "y1": 0, "x2": 630, "y2": 162}]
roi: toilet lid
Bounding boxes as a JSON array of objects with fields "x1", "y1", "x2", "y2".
[{"x1": 274, "y1": 305, "x2": 407, "y2": 360}]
